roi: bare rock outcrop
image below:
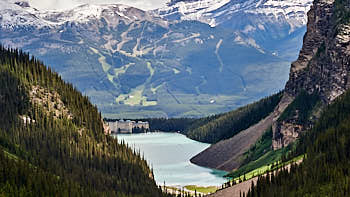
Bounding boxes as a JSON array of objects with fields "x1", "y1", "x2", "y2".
[
  {"x1": 273, "y1": 0, "x2": 350, "y2": 149},
  {"x1": 192, "y1": 0, "x2": 350, "y2": 171}
]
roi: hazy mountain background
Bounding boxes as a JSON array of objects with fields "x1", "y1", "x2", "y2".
[{"x1": 0, "y1": 0, "x2": 312, "y2": 118}]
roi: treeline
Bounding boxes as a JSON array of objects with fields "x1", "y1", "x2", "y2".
[
  {"x1": 147, "y1": 118, "x2": 196, "y2": 132},
  {"x1": 0, "y1": 46, "x2": 171, "y2": 197},
  {"x1": 113, "y1": 92, "x2": 282, "y2": 144},
  {"x1": 105, "y1": 118, "x2": 196, "y2": 133},
  {"x1": 227, "y1": 127, "x2": 292, "y2": 179},
  {"x1": 106, "y1": 93, "x2": 282, "y2": 144},
  {"x1": 244, "y1": 88, "x2": 350, "y2": 197},
  {"x1": 184, "y1": 92, "x2": 283, "y2": 143},
  {"x1": 278, "y1": 90, "x2": 320, "y2": 125},
  {"x1": 242, "y1": 127, "x2": 273, "y2": 166}
]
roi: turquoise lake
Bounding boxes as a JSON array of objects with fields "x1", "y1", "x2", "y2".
[{"x1": 115, "y1": 132, "x2": 228, "y2": 187}]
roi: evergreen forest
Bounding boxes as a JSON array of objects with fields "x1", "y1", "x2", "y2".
[
  {"x1": 133, "y1": 92, "x2": 282, "y2": 144},
  {"x1": 0, "y1": 46, "x2": 172, "y2": 197},
  {"x1": 244, "y1": 88, "x2": 350, "y2": 197},
  {"x1": 184, "y1": 92, "x2": 283, "y2": 143}
]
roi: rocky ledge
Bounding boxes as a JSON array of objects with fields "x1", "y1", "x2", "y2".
[{"x1": 273, "y1": 0, "x2": 350, "y2": 149}]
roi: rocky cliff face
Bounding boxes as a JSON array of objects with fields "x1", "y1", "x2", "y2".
[
  {"x1": 191, "y1": 0, "x2": 350, "y2": 171},
  {"x1": 272, "y1": 0, "x2": 350, "y2": 149}
]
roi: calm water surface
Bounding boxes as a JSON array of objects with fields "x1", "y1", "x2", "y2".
[{"x1": 115, "y1": 132, "x2": 228, "y2": 187}]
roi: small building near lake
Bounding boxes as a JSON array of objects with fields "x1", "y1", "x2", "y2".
[{"x1": 108, "y1": 120, "x2": 150, "y2": 134}]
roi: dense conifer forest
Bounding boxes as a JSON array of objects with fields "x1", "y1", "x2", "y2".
[
  {"x1": 278, "y1": 90, "x2": 320, "y2": 125},
  {"x1": 244, "y1": 89, "x2": 350, "y2": 197},
  {"x1": 132, "y1": 92, "x2": 282, "y2": 144},
  {"x1": 0, "y1": 46, "x2": 171, "y2": 197},
  {"x1": 104, "y1": 117, "x2": 197, "y2": 133},
  {"x1": 239, "y1": 1, "x2": 350, "y2": 195},
  {"x1": 184, "y1": 92, "x2": 283, "y2": 143}
]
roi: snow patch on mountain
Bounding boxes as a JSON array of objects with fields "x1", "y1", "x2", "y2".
[
  {"x1": 1, "y1": 0, "x2": 312, "y2": 32},
  {"x1": 39, "y1": 4, "x2": 135, "y2": 25},
  {"x1": 154, "y1": 0, "x2": 231, "y2": 26},
  {"x1": 0, "y1": 0, "x2": 50, "y2": 29},
  {"x1": 244, "y1": 0, "x2": 312, "y2": 32},
  {"x1": 154, "y1": 0, "x2": 313, "y2": 30},
  {"x1": 0, "y1": 0, "x2": 160, "y2": 30}
]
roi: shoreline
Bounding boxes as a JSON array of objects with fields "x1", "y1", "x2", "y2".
[{"x1": 162, "y1": 184, "x2": 219, "y2": 196}]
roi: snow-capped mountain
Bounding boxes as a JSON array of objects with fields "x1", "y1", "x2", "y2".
[
  {"x1": 154, "y1": 0, "x2": 312, "y2": 29},
  {"x1": 153, "y1": 0, "x2": 312, "y2": 59},
  {"x1": 0, "y1": 0, "x2": 168, "y2": 31},
  {"x1": 1, "y1": 0, "x2": 312, "y2": 31},
  {"x1": 39, "y1": 4, "x2": 168, "y2": 26},
  {"x1": 0, "y1": 0, "x2": 309, "y2": 118},
  {"x1": 0, "y1": 0, "x2": 46, "y2": 29}
]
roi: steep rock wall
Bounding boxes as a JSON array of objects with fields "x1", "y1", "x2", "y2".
[{"x1": 273, "y1": 0, "x2": 350, "y2": 149}]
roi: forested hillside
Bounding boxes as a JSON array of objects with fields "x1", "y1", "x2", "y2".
[
  {"x1": 119, "y1": 92, "x2": 282, "y2": 144},
  {"x1": 184, "y1": 92, "x2": 283, "y2": 143},
  {"x1": 0, "y1": 46, "x2": 169, "y2": 197},
  {"x1": 245, "y1": 86, "x2": 350, "y2": 197}
]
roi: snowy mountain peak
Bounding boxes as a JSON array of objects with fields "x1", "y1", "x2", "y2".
[
  {"x1": 0, "y1": 1, "x2": 164, "y2": 30},
  {"x1": 153, "y1": 0, "x2": 231, "y2": 26},
  {"x1": 0, "y1": 0, "x2": 47, "y2": 29},
  {"x1": 39, "y1": 4, "x2": 138, "y2": 25},
  {"x1": 154, "y1": 0, "x2": 313, "y2": 30}
]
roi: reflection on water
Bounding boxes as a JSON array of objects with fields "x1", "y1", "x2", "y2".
[{"x1": 114, "y1": 132, "x2": 228, "y2": 187}]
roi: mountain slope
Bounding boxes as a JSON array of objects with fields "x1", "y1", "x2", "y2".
[
  {"x1": 272, "y1": 0, "x2": 350, "y2": 149},
  {"x1": 246, "y1": 71, "x2": 350, "y2": 197},
  {"x1": 190, "y1": 0, "x2": 350, "y2": 173},
  {"x1": 153, "y1": 0, "x2": 313, "y2": 60},
  {"x1": 0, "y1": 46, "x2": 168, "y2": 196},
  {"x1": 190, "y1": 113, "x2": 274, "y2": 171},
  {"x1": 185, "y1": 92, "x2": 282, "y2": 144},
  {"x1": 0, "y1": 0, "x2": 297, "y2": 118},
  {"x1": 156, "y1": 0, "x2": 311, "y2": 29}
]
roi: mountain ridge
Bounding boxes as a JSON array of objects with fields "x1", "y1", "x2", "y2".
[
  {"x1": 190, "y1": 0, "x2": 350, "y2": 173},
  {"x1": 0, "y1": 0, "x2": 307, "y2": 118},
  {"x1": 154, "y1": 0, "x2": 312, "y2": 29}
]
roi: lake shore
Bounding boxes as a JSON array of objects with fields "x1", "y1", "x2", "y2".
[{"x1": 114, "y1": 132, "x2": 228, "y2": 187}]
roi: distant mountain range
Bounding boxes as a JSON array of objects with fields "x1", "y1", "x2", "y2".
[
  {"x1": 0, "y1": 0, "x2": 312, "y2": 118},
  {"x1": 154, "y1": 0, "x2": 312, "y2": 55}
]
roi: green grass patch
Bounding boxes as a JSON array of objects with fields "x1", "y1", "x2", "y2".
[
  {"x1": 114, "y1": 63, "x2": 133, "y2": 76},
  {"x1": 116, "y1": 85, "x2": 157, "y2": 106},
  {"x1": 271, "y1": 154, "x2": 305, "y2": 171},
  {"x1": 89, "y1": 47, "x2": 111, "y2": 72},
  {"x1": 242, "y1": 127, "x2": 272, "y2": 166},
  {"x1": 227, "y1": 147, "x2": 290, "y2": 178},
  {"x1": 184, "y1": 185, "x2": 217, "y2": 194},
  {"x1": 228, "y1": 154, "x2": 305, "y2": 183},
  {"x1": 151, "y1": 83, "x2": 164, "y2": 94},
  {"x1": 147, "y1": 62, "x2": 155, "y2": 77}
]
